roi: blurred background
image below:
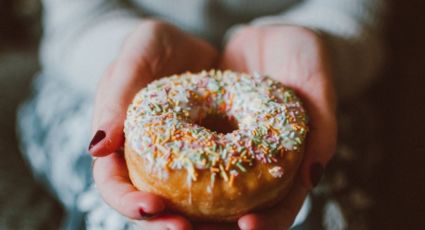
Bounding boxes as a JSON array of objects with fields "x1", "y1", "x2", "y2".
[
  {"x1": 0, "y1": 1, "x2": 63, "y2": 229},
  {"x1": 0, "y1": 0, "x2": 424, "y2": 229}
]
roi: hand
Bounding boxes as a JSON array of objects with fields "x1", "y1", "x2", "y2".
[
  {"x1": 89, "y1": 20, "x2": 218, "y2": 229},
  {"x1": 220, "y1": 25, "x2": 337, "y2": 229}
]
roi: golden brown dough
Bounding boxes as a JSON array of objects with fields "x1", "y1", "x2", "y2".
[{"x1": 124, "y1": 70, "x2": 308, "y2": 221}]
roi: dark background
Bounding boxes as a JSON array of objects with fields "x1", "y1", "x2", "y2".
[
  {"x1": 0, "y1": 0, "x2": 424, "y2": 229},
  {"x1": 369, "y1": 1, "x2": 425, "y2": 228}
]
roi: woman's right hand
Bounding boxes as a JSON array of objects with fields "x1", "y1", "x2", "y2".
[{"x1": 88, "y1": 20, "x2": 218, "y2": 229}]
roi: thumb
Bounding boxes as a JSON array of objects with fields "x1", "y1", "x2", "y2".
[{"x1": 88, "y1": 59, "x2": 154, "y2": 156}]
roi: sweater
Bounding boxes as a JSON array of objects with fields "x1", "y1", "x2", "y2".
[{"x1": 40, "y1": 0, "x2": 385, "y2": 100}]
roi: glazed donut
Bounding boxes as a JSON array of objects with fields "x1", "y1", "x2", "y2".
[{"x1": 124, "y1": 70, "x2": 308, "y2": 221}]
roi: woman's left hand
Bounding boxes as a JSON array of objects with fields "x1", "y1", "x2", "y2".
[{"x1": 215, "y1": 25, "x2": 338, "y2": 229}]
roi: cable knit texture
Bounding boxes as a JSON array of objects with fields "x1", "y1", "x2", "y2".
[{"x1": 40, "y1": 0, "x2": 384, "y2": 100}]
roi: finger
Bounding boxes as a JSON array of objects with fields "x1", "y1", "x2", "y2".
[
  {"x1": 125, "y1": 20, "x2": 218, "y2": 75},
  {"x1": 238, "y1": 177, "x2": 309, "y2": 230},
  {"x1": 294, "y1": 70, "x2": 337, "y2": 188},
  {"x1": 88, "y1": 57, "x2": 155, "y2": 157},
  {"x1": 89, "y1": 26, "x2": 217, "y2": 157},
  {"x1": 176, "y1": 33, "x2": 219, "y2": 73},
  {"x1": 300, "y1": 102, "x2": 337, "y2": 188},
  {"x1": 219, "y1": 46, "x2": 248, "y2": 72},
  {"x1": 264, "y1": 35, "x2": 337, "y2": 188},
  {"x1": 93, "y1": 152, "x2": 165, "y2": 219},
  {"x1": 136, "y1": 214, "x2": 192, "y2": 230},
  {"x1": 219, "y1": 29, "x2": 250, "y2": 72}
]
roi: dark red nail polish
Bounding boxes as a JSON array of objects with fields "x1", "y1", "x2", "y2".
[
  {"x1": 88, "y1": 130, "x2": 106, "y2": 151},
  {"x1": 310, "y1": 163, "x2": 324, "y2": 187},
  {"x1": 139, "y1": 208, "x2": 158, "y2": 220}
]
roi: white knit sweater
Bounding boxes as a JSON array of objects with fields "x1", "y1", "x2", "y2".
[{"x1": 40, "y1": 0, "x2": 385, "y2": 101}]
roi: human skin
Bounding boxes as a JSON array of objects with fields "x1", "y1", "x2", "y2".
[
  {"x1": 89, "y1": 20, "x2": 337, "y2": 230},
  {"x1": 90, "y1": 20, "x2": 218, "y2": 229},
  {"x1": 218, "y1": 25, "x2": 337, "y2": 230}
]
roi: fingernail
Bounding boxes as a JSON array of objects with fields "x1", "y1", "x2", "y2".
[
  {"x1": 139, "y1": 208, "x2": 158, "y2": 220},
  {"x1": 88, "y1": 130, "x2": 106, "y2": 151},
  {"x1": 310, "y1": 163, "x2": 324, "y2": 187}
]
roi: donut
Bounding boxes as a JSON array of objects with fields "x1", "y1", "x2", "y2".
[{"x1": 124, "y1": 70, "x2": 308, "y2": 221}]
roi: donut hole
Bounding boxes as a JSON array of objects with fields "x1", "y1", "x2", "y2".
[{"x1": 196, "y1": 113, "x2": 238, "y2": 134}]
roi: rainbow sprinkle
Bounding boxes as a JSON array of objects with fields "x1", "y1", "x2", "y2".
[{"x1": 124, "y1": 70, "x2": 308, "y2": 187}]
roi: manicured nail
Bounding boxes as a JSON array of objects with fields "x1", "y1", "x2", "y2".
[
  {"x1": 139, "y1": 208, "x2": 158, "y2": 220},
  {"x1": 310, "y1": 163, "x2": 324, "y2": 187},
  {"x1": 88, "y1": 130, "x2": 106, "y2": 151}
]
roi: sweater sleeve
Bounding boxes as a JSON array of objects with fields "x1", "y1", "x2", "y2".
[
  {"x1": 249, "y1": 0, "x2": 386, "y2": 101},
  {"x1": 40, "y1": 0, "x2": 142, "y2": 94}
]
